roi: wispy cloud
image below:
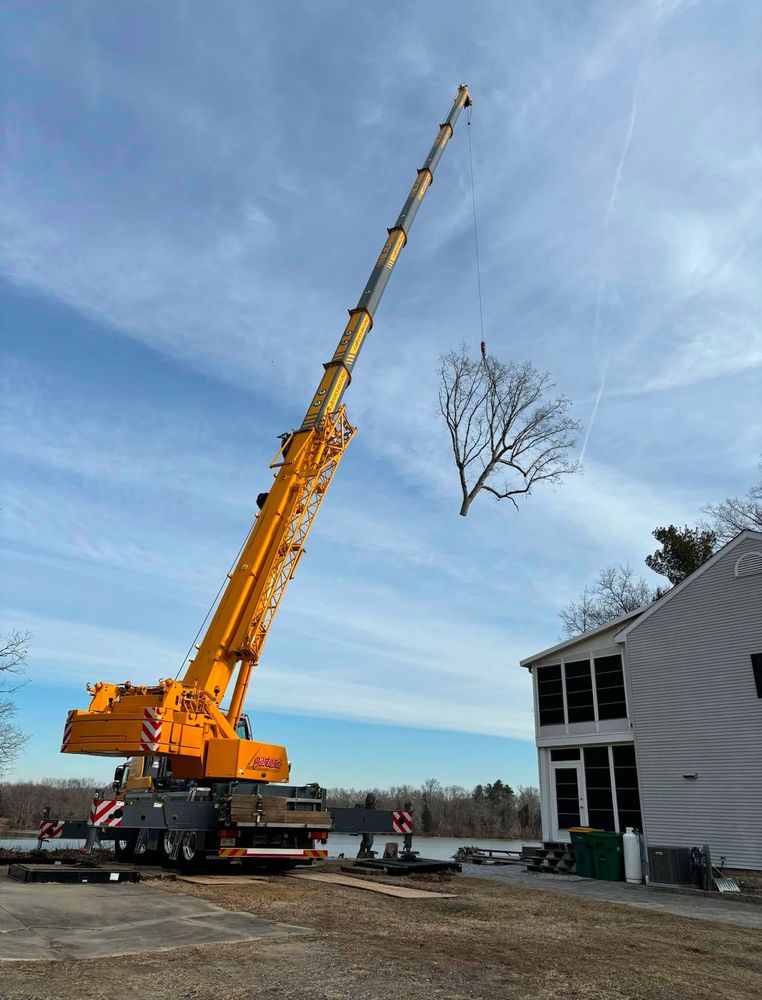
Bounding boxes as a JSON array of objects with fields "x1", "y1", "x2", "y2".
[
  {"x1": 2, "y1": 0, "x2": 761, "y2": 781},
  {"x1": 644, "y1": 319, "x2": 762, "y2": 391},
  {"x1": 3, "y1": 607, "x2": 533, "y2": 739}
]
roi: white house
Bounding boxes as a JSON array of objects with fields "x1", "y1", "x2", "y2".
[{"x1": 521, "y1": 530, "x2": 762, "y2": 871}]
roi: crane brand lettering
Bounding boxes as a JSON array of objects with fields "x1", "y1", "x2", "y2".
[{"x1": 251, "y1": 755, "x2": 282, "y2": 770}]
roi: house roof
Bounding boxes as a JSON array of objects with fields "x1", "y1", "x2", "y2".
[
  {"x1": 614, "y1": 528, "x2": 762, "y2": 641},
  {"x1": 519, "y1": 606, "x2": 646, "y2": 669}
]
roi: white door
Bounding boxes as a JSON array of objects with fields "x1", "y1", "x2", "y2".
[{"x1": 551, "y1": 761, "x2": 587, "y2": 840}]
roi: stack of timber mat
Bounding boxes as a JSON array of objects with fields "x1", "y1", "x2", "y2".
[
  {"x1": 349, "y1": 857, "x2": 461, "y2": 876},
  {"x1": 229, "y1": 794, "x2": 332, "y2": 828}
]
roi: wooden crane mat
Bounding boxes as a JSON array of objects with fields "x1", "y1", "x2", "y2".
[{"x1": 287, "y1": 871, "x2": 456, "y2": 899}]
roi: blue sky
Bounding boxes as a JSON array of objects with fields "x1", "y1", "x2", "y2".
[{"x1": 1, "y1": 1, "x2": 760, "y2": 791}]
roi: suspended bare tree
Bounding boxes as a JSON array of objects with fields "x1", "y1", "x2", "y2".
[{"x1": 439, "y1": 346, "x2": 580, "y2": 516}]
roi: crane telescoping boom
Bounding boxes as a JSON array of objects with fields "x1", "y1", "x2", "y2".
[{"x1": 62, "y1": 84, "x2": 472, "y2": 784}]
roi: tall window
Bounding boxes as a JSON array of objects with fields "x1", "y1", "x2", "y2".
[
  {"x1": 583, "y1": 746, "x2": 615, "y2": 830},
  {"x1": 564, "y1": 659, "x2": 595, "y2": 723},
  {"x1": 613, "y1": 745, "x2": 642, "y2": 830},
  {"x1": 537, "y1": 665, "x2": 564, "y2": 725},
  {"x1": 594, "y1": 654, "x2": 627, "y2": 720},
  {"x1": 553, "y1": 767, "x2": 581, "y2": 830}
]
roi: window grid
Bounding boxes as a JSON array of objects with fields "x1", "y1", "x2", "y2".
[
  {"x1": 564, "y1": 659, "x2": 596, "y2": 723},
  {"x1": 559, "y1": 743, "x2": 642, "y2": 833},
  {"x1": 593, "y1": 655, "x2": 628, "y2": 720},
  {"x1": 537, "y1": 654, "x2": 628, "y2": 729},
  {"x1": 536, "y1": 664, "x2": 565, "y2": 726},
  {"x1": 583, "y1": 746, "x2": 615, "y2": 830}
]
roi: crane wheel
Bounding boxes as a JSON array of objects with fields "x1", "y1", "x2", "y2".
[
  {"x1": 177, "y1": 831, "x2": 205, "y2": 873},
  {"x1": 158, "y1": 831, "x2": 179, "y2": 869}
]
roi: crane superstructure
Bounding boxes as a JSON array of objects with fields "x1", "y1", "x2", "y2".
[{"x1": 62, "y1": 85, "x2": 471, "y2": 796}]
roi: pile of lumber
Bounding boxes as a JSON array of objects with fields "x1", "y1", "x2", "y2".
[{"x1": 229, "y1": 794, "x2": 332, "y2": 827}]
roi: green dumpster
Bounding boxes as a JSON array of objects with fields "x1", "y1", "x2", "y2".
[
  {"x1": 589, "y1": 831, "x2": 625, "y2": 881},
  {"x1": 570, "y1": 830, "x2": 595, "y2": 878}
]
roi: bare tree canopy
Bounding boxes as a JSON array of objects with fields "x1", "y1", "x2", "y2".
[
  {"x1": 439, "y1": 346, "x2": 580, "y2": 516},
  {"x1": 326, "y1": 778, "x2": 540, "y2": 839},
  {"x1": 559, "y1": 564, "x2": 655, "y2": 639},
  {"x1": 0, "y1": 629, "x2": 31, "y2": 777},
  {"x1": 0, "y1": 777, "x2": 99, "y2": 829},
  {"x1": 702, "y1": 460, "x2": 762, "y2": 542}
]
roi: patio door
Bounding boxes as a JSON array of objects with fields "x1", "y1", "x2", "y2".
[{"x1": 551, "y1": 762, "x2": 587, "y2": 840}]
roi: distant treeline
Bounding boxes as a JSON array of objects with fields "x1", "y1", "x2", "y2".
[
  {"x1": 0, "y1": 776, "x2": 542, "y2": 841},
  {"x1": 327, "y1": 779, "x2": 541, "y2": 839},
  {"x1": 0, "y1": 778, "x2": 101, "y2": 830}
]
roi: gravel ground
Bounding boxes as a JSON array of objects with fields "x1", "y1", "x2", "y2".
[{"x1": 1, "y1": 862, "x2": 760, "y2": 1000}]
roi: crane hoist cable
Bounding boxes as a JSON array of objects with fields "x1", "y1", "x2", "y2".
[{"x1": 466, "y1": 102, "x2": 486, "y2": 362}]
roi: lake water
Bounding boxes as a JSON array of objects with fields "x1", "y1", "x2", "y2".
[
  {"x1": 1, "y1": 832, "x2": 537, "y2": 860},
  {"x1": 326, "y1": 834, "x2": 537, "y2": 860}
]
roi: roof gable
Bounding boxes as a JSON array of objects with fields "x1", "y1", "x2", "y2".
[{"x1": 615, "y1": 529, "x2": 762, "y2": 642}]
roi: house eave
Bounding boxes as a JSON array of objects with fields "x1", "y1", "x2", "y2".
[{"x1": 520, "y1": 606, "x2": 646, "y2": 670}]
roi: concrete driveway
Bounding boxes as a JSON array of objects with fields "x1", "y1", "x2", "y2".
[
  {"x1": 461, "y1": 864, "x2": 762, "y2": 930},
  {"x1": 0, "y1": 875, "x2": 307, "y2": 961}
]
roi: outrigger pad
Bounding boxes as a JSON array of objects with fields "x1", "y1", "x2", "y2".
[{"x1": 9, "y1": 864, "x2": 141, "y2": 884}]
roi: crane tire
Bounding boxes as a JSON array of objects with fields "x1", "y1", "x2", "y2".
[
  {"x1": 158, "y1": 831, "x2": 179, "y2": 869},
  {"x1": 177, "y1": 831, "x2": 205, "y2": 873}
]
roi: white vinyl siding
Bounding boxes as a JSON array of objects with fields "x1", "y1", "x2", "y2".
[{"x1": 625, "y1": 535, "x2": 762, "y2": 869}]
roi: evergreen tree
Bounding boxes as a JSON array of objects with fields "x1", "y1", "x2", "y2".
[{"x1": 645, "y1": 524, "x2": 717, "y2": 586}]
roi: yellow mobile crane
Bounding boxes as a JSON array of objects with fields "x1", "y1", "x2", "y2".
[{"x1": 56, "y1": 85, "x2": 471, "y2": 868}]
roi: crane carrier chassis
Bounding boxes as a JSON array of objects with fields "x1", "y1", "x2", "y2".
[{"x1": 38, "y1": 783, "x2": 413, "y2": 871}]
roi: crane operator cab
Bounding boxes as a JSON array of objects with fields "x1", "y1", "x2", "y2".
[{"x1": 236, "y1": 714, "x2": 253, "y2": 740}]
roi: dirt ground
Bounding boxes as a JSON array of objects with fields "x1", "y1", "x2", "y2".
[{"x1": 1, "y1": 862, "x2": 760, "y2": 1000}]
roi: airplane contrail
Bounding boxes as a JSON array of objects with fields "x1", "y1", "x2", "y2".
[
  {"x1": 579, "y1": 69, "x2": 642, "y2": 465},
  {"x1": 608, "y1": 88, "x2": 639, "y2": 224},
  {"x1": 579, "y1": 359, "x2": 609, "y2": 463}
]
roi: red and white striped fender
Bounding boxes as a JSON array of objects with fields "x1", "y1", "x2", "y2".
[
  {"x1": 392, "y1": 810, "x2": 413, "y2": 835},
  {"x1": 38, "y1": 819, "x2": 65, "y2": 840},
  {"x1": 88, "y1": 798, "x2": 124, "y2": 828},
  {"x1": 140, "y1": 708, "x2": 163, "y2": 752},
  {"x1": 60, "y1": 710, "x2": 75, "y2": 752}
]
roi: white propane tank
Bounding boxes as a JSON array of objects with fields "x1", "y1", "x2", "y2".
[{"x1": 623, "y1": 827, "x2": 642, "y2": 884}]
